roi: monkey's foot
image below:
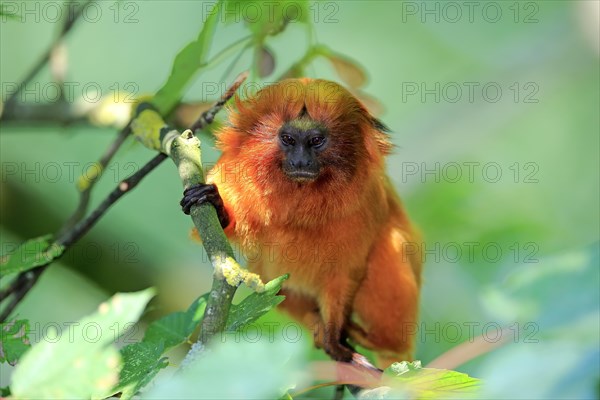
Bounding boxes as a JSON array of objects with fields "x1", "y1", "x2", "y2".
[
  {"x1": 324, "y1": 341, "x2": 354, "y2": 364},
  {"x1": 180, "y1": 184, "x2": 230, "y2": 228}
]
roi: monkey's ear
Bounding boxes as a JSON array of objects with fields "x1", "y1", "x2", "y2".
[
  {"x1": 369, "y1": 116, "x2": 394, "y2": 156},
  {"x1": 371, "y1": 117, "x2": 390, "y2": 133}
]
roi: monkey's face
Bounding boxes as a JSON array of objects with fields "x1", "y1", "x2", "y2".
[
  {"x1": 277, "y1": 118, "x2": 328, "y2": 183},
  {"x1": 220, "y1": 79, "x2": 391, "y2": 188}
]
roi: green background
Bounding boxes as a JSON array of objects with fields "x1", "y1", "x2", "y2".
[{"x1": 1, "y1": 1, "x2": 598, "y2": 398}]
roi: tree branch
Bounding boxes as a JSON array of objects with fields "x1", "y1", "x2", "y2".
[
  {"x1": 0, "y1": 154, "x2": 166, "y2": 322},
  {"x1": 130, "y1": 72, "x2": 263, "y2": 348},
  {"x1": 1, "y1": 101, "x2": 131, "y2": 322},
  {"x1": 0, "y1": 72, "x2": 251, "y2": 322},
  {"x1": 58, "y1": 153, "x2": 168, "y2": 247},
  {"x1": 58, "y1": 124, "x2": 132, "y2": 237}
]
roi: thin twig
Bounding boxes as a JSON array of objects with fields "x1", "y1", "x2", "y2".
[
  {"x1": 0, "y1": 272, "x2": 43, "y2": 322},
  {"x1": 334, "y1": 384, "x2": 346, "y2": 400},
  {"x1": 0, "y1": 74, "x2": 247, "y2": 322},
  {"x1": 2, "y1": 1, "x2": 93, "y2": 113},
  {"x1": 1, "y1": 117, "x2": 130, "y2": 321},
  {"x1": 190, "y1": 71, "x2": 249, "y2": 132},
  {"x1": 60, "y1": 153, "x2": 168, "y2": 247},
  {"x1": 2, "y1": 115, "x2": 132, "y2": 321},
  {"x1": 58, "y1": 123, "x2": 132, "y2": 237},
  {"x1": 0, "y1": 154, "x2": 167, "y2": 322}
]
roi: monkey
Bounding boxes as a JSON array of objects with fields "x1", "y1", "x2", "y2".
[{"x1": 181, "y1": 78, "x2": 422, "y2": 368}]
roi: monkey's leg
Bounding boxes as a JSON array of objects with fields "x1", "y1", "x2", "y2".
[
  {"x1": 351, "y1": 227, "x2": 420, "y2": 368},
  {"x1": 318, "y1": 277, "x2": 361, "y2": 363},
  {"x1": 281, "y1": 287, "x2": 377, "y2": 376},
  {"x1": 278, "y1": 290, "x2": 323, "y2": 341},
  {"x1": 180, "y1": 184, "x2": 229, "y2": 228}
]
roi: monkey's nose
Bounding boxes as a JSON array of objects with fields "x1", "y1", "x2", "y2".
[{"x1": 289, "y1": 158, "x2": 312, "y2": 169}]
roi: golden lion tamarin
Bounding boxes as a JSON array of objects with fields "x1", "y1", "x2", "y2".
[{"x1": 181, "y1": 78, "x2": 422, "y2": 368}]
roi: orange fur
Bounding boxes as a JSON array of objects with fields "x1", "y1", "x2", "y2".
[{"x1": 207, "y1": 79, "x2": 422, "y2": 368}]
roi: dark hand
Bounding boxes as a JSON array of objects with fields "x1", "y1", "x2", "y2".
[{"x1": 180, "y1": 183, "x2": 230, "y2": 229}]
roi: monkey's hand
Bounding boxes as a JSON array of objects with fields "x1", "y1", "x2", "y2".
[{"x1": 180, "y1": 184, "x2": 230, "y2": 229}]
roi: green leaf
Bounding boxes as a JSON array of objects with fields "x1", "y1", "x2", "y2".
[
  {"x1": 324, "y1": 51, "x2": 367, "y2": 89},
  {"x1": 152, "y1": 0, "x2": 222, "y2": 115},
  {"x1": 478, "y1": 246, "x2": 599, "y2": 399},
  {"x1": 0, "y1": 387, "x2": 10, "y2": 396},
  {"x1": 0, "y1": 235, "x2": 64, "y2": 277},
  {"x1": 144, "y1": 337, "x2": 306, "y2": 399},
  {"x1": 382, "y1": 361, "x2": 482, "y2": 399},
  {"x1": 10, "y1": 289, "x2": 155, "y2": 399},
  {"x1": 279, "y1": 392, "x2": 294, "y2": 400},
  {"x1": 143, "y1": 295, "x2": 207, "y2": 348},
  {"x1": 226, "y1": 274, "x2": 288, "y2": 331},
  {"x1": 0, "y1": 319, "x2": 30, "y2": 365},
  {"x1": 109, "y1": 295, "x2": 206, "y2": 398},
  {"x1": 112, "y1": 342, "x2": 169, "y2": 400}
]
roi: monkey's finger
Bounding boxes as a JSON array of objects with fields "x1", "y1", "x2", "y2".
[
  {"x1": 181, "y1": 184, "x2": 214, "y2": 209},
  {"x1": 181, "y1": 194, "x2": 210, "y2": 214},
  {"x1": 181, "y1": 196, "x2": 198, "y2": 215},
  {"x1": 183, "y1": 183, "x2": 217, "y2": 198}
]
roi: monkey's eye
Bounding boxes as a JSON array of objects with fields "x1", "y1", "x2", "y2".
[
  {"x1": 280, "y1": 134, "x2": 296, "y2": 146},
  {"x1": 309, "y1": 136, "x2": 326, "y2": 148}
]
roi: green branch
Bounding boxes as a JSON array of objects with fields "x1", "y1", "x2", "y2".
[{"x1": 131, "y1": 73, "x2": 263, "y2": 346}]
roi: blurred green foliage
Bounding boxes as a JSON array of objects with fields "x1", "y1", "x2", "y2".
[
  {"x1": 1, "y1": 0, "x2": 598, "y2": 398},
  {"x1": 10, "y1": 289, "x2": 154, "y2": 398}
]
